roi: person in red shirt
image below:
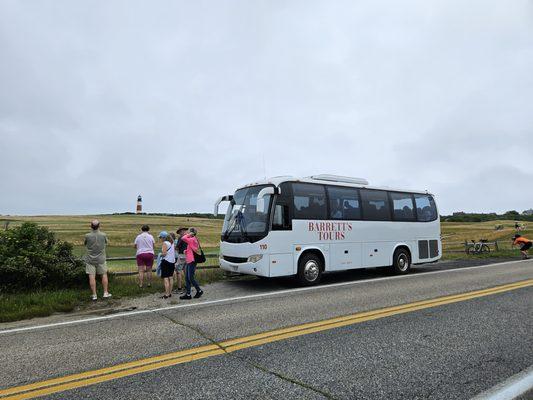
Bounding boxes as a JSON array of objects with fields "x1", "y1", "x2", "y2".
[{"x1": 513, "y1": 234, "x2": 532, "y2": 259}]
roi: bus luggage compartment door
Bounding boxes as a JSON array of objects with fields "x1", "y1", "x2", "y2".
[
  {"x1": 269, "y1": 253, "x2": 294, "y2": 277},
  {"x1": 363, "y1": 242, "x2": 393, "y2": 268},
  {"x1": 329, "y1": 243, "x2": 362, "y2": 271}
]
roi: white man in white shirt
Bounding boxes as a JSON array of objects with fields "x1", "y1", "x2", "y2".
[{"x1": 134, "y1": 225, "x2": 155, "y2": 288}]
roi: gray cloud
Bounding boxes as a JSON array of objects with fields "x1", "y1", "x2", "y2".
[{"x1": 1, "y1": 0, "x2": 532, "y2": 215}]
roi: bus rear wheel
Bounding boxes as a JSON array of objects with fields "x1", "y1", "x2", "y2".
[
  {"x1": 297, "y1": 253, "x2": 323, "y2": 286},
  {"x1": 390, "y1": 248, "x2": 411, "y2": 275}
]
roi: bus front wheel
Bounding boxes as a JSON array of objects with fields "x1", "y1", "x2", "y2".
[
  {"x1": 297, "y1": 253, "x2": 323, "y2": 286},
  {"x1": 390, "y1": 248, "x2": 411, "y2": 275}
]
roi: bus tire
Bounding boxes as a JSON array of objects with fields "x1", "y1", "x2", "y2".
[
  {"x1": 297, "y1": 252, "x2": 323, "y2": 286},
  {"x1": 390, "y1": 248, "x2": 411, "y2": 275}
]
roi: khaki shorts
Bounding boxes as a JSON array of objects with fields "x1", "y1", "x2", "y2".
[
  {"x1": 85, "y1": 262, "x2": 108, "y2": 275},
  {"x1": 175, "y1": 255, "x2": 187, "y2": 272}
]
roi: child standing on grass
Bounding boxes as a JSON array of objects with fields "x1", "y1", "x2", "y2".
[
  {"x1": 179, "y1": 227, "x2": 203, "y2": 300},
  {"x1": 158, "y1": 231, "x2": 175, "y2": 299},
  {"x1": 513, "y1": 234, "x2": 532, "y2": 259}
]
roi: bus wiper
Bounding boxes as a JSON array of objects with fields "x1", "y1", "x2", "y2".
[
  {"x1": 223, "y1": 211, "x2": 242, "y2": 241},
  {"x1": 235, "y1": 211, "x2": 250, "y2": 242},
  {"x1": 223, "y1": 220, "x2": 236, "y2": 241}
]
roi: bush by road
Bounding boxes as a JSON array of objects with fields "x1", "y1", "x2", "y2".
[{"x1": 0, "y1": 222, "x2": 85, "y2": 292}]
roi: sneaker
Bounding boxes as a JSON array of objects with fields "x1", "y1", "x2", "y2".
[
  {"x1": 193, "y1": 290, "x2": 204, "y2": 299},
  {"x1": 179, "y1": 294, "x2": 192, "y2": 300},
  {"x1": 91, "y1": 294, "x2": 97, "y2": 301},
  {"x1": 103, "y1": 292, "x2": 112, "y2": 299},
  {"x1": 161, "y1": 294, "x2": 171, "y2": 299}
]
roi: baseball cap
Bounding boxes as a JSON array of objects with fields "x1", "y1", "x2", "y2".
[{"x1": 158, "y1": 231, "x2": 169, "y2": 238}]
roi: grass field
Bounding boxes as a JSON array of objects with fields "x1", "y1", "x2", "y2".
[
  {"x1": 1, "y1": 215, "x2": 529, "y2": 323},
  {"x1": 441, "y1": 219, "x2": 530, "y2": 256},
  {"x1": 1, "y1": 215, "x2": 223, "y2": 273},
  {"x1": 2, "y1": 215, "x2": 530, "y2": 264}
]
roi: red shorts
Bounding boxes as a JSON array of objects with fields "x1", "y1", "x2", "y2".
[{"x1": 136, "y1": 253, "x2": 154, "y2": 271}]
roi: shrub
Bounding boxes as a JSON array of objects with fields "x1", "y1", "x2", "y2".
[{"x1": 0, "y1": 223, "x2": 86, "y2": 292}]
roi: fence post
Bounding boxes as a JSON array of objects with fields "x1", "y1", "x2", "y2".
[{"x1": 494, "y1": 240, "x2": 499, "y2": 251}]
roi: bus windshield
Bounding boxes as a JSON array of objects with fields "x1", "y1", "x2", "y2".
[{"x1": 222, "y1": 185, "x2": 272, "y2": 241}]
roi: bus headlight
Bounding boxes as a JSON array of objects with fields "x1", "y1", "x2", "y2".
[{"x1": 247, "y1": 254, "x2": 263, "y2": 263}]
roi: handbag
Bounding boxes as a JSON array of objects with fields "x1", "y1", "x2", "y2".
[{"x1": 193, "y1": 240, "x2": 206, "y2": 264}]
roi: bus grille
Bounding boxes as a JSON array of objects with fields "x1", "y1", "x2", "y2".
[{"x1": 223, "y1": 255, "x2": 248, "y2": 264}]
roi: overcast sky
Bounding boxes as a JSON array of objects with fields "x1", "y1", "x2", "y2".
[{"x1": 1, "y1": 0, "x2": 532, "y2": 216}]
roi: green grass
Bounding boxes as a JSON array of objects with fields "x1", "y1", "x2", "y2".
[
  {"x1": 0, "y1": 289, "x2": 86, "y2": 323},
  {"x1": 441, "y1": 249, "x2": 517, "y2": 261},
  {"x1": 0, "y1": 269, "x2": 227, "y2": 323}
]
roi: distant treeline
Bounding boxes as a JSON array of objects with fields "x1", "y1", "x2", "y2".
[
  {"x1": 442, "y1": 211, "x2": 533, "y2": 223},
  {"x1": 114, "y1": 212, "x2": 225, "y2": 220}
]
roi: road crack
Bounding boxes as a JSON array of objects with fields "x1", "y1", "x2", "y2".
[{"x1": 155, "y1": 311, "x2": 337, "y2": 399}]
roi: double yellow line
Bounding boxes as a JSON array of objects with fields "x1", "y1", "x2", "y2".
[{"x1": 1, "y1": 279, "x2": 532, "y2": 400}]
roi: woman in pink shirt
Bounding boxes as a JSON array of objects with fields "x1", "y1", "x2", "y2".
[
  {"x1": 134, "y1": 225, "x2": 155, "y2": 288},
  {"x1": 179, "y1": 227, "x2": 203, "y2": 300}
]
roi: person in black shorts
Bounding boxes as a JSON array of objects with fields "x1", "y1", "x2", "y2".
[
  {"x1": 158, "y1": 231, "x2": 175, "y2": 298},
  {"x1": 513, "y1": 234, "x2": 532, "y2": 259}
]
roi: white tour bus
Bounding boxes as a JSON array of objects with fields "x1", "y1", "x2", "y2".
[{"x1": 214, "y1": 175, "x2": 441, "y2": 285}]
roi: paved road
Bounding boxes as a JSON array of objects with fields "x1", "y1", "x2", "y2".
[{"x1": 1, "y1": 259, "x2": 532, "y2": 399}]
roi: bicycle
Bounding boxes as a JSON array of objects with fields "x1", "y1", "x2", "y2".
[{"x1": 465, "y1": 239, "x2": 491, "y2": 255}]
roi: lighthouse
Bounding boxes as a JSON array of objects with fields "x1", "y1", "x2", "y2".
[{"x1": 136, "y1": 195, "x2": 142, "y2": 214}]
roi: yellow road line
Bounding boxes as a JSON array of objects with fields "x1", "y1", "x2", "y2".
[{"x1": 1, "y1": 279, "x2": 532, "y2": 400}]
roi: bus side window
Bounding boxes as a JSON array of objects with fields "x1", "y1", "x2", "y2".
[
  {"x1": 272, "y1": 203, "x2": 291, "y2": 230},
  {"x1": 272, "y1": 183, "x2": 292, "y2": 230},
  {"x1": 390, "y1": 192, "x2": 416, "y2": 221},
  {"x1": 292, "y1": 183, "x2": 327, "y2": 220},
  {"x1": 414, "y1": 194, "x2": 438, "y2": 222},
  {"x1": 327, "y1": 186, "x2": 361, "y2": 220},
  {"x1": 360, "y1": 189, "x2": 391, "y2": 221}
]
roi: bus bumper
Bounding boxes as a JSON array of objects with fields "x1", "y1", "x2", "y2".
[{"x1": 219, "y1": 258, "x2": 269, "y2": 277}]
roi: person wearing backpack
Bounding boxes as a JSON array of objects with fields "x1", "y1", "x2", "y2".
[{"x1": 179, "y1": 227, "x2": 204, "y2": 300}]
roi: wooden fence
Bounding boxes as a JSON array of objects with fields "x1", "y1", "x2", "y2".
[{"x1": 109, "y1": 253, "x2": 220, "y2": 275}]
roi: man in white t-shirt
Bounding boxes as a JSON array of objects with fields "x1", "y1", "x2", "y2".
[{"x1": 134, "y1": 225, "x2": 155, "y2": 288}]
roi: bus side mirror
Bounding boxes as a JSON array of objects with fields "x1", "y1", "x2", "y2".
[
  {"x1": 256, "y1": 187, "x2": 275, "y2": 214},
  {"x1": 214, "y1": 195, "x2": 233, "y2": 217}
]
